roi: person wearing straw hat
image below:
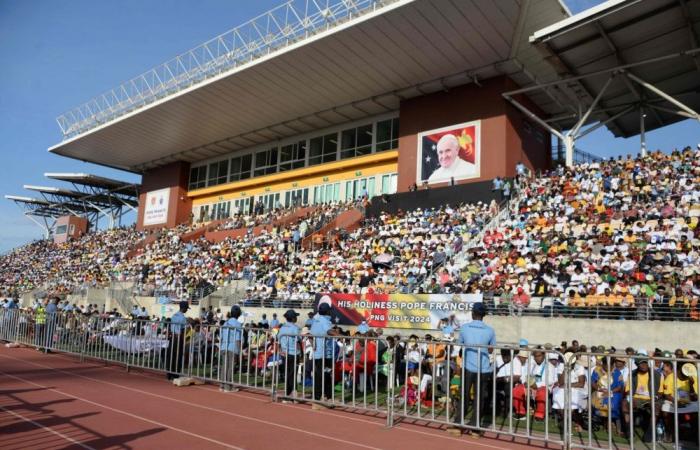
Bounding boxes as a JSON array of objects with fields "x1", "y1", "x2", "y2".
[
  {"x1": 658, "y1": 359, "x2": 699, "y2": 443},
  {"x1": 511, "y1": 349, "x2": 534, "y2": 420},
  {"x1": 621, "y1": 350, "x2": 659, "y2": 442}
]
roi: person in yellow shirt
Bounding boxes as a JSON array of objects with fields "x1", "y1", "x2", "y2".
[
  {"x1": 622, "y1": 354, "x2": 660, "y2": 441},
  {"x1": 566, "y1": 290, "x2": 586, "y2": 313},
  {"x1": 623, "y1": 230, "x2": 637, "y2": 244},
  {"x1": 535, "y1": 216, "x2": 547, "y2": 228},
  {"x1": 585, "y1": 294, "x2": 600, "y2": 310},
  {"x1": 658, "y1": 360, "x2": 699, "y2": 443}
]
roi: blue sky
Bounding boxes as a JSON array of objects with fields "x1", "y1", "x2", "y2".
[{"x1": 0, "y1": 0, "x2": 698, "y2": 253}]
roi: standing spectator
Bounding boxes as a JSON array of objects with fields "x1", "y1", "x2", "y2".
[
  {"x1": 503, "y1": 179, "x2": 512, "y2": 201},
  {"x1": 44, "y1": 298, "x2": 58, "y2": 352},
  {"x1": 220, "y1": 305, "x2": 243, "y2": 392},
  {"x1": 310, "y1": 303, "x2": 339, "y2": 402},
  {"x1": 453, "y1": 303, "x2": 495, "y2": 434},
  {"x1": 492, "y1": 177, "x2": 503, "y2": 199},
  {"x1": 167, "y1": 301, "x2": 189, "y2": 380},
  {"x1": 278, "y1": 309, "x2": 301, "y2": 398}
]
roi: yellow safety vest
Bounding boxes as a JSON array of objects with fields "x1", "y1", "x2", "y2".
[{"x1": 35, "y1": 307, "x2": 46, "y2": 325}]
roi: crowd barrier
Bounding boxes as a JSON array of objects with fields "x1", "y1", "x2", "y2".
[{"x1": 1, "y1": 309, "x2": 698, "y2": 450}]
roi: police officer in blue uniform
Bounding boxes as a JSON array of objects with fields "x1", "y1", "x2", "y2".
[
  {"x1": 454, "y1": 302, "x2": 496, "y2": 433},
  {"x1": 277, "y1": 309, "x2": 300, "y2": 398},
  {"x1": 220, "y1": 305, "x2": 243, "y2": 391},
  {"x1": 167, "y1": 301, "x2": 189, "y2": 380},
  {"x1": 310, "y1": 303, "x2": 339, "y2": 401}
]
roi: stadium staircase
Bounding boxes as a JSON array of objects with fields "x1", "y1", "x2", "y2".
[
  {"x1": 452, "y1": 189, "x2": 523, "y2": 271},
  {"x1": 204, "y1": 206, "x2": 317, "y2": 243},
  {"x1": 199, "y1": 279, "x2": 250, "y2": 309},
  {"x1": 301, "y1": 207, "x2": 363, "y2": 250},
  {"x1": 125, "y1": 231, "x2": 162, "y2": 259},
  {"x1": 106, "y1": 281, "x2": 138, "y2": 314}
]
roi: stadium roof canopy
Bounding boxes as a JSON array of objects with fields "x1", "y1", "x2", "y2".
[
  {"x1": 4, "y1": 196, "x2": 57, "y2": 217},
  {"x1": 503, "y1": 0, "x2": 700, "y2": 164},
  {"x1": 5, "y1": 173, "x2": 140, "y2": 236},
  {"x1": 45, "y1": 172, "x2": 139, "y2": 195},
  {"x1": 48, "y1": 0, "x2": 572, "y2": 172}
]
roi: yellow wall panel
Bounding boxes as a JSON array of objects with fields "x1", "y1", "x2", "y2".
[{"x1": 191, "y1": 152, "x2": 398, "y2": 206}]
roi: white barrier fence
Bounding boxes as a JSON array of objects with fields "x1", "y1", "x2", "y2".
[{"x1": 0, "y1": 309, "x2": 697, "y2": 449}]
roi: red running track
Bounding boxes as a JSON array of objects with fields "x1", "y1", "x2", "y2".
[{"x1": 0, "y1": 346, "x2": 556, "y2": 450}]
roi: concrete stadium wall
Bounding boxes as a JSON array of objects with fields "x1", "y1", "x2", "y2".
[
  {"x1": 364, "y1": 180, "x2": 501, "y2": 217},
  {"x1": 484, "y1": 316, "x2": 698, "y2": 352},
  {"x1": 234, "y1": 309, "x2": 697, "y2": 351},
  {"x1": 69, "y1": 295, "x2": 697, "y2": 351}
]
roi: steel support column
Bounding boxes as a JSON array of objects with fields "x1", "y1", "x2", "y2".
[{"x1": 640, "y1": 107, "x2": 647, "y2": 157}]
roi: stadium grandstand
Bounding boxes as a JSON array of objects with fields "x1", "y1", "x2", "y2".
[{"x1": 2, "y1": 0, "x2": 700, "y2": 449}]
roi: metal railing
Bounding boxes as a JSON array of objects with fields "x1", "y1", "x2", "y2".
[
  {"x1": 551, "y1": 144, "x2": 603, "y2": 166},
  {"x1": 56, "y1": 0, "x2": 395, "y2": 138},
  {"x1": 0, "y1": 309, "x2": 698, "y2": 449}
]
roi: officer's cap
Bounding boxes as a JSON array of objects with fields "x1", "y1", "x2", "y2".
[{"x1": 283, "y1": 309, "x2": 299, "y2": 321}]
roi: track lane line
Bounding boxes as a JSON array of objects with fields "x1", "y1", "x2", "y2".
[
  {"x1": 1, "y1": 354, "x2": 382, "y2": 450},
  {"x1": 0, "y1": 404, "x2": 97, "y2": 450},
  {"x1": 46, "y1": 352, "x2": 522, "y2": 450},
  {"x1": 0, "y1": 369, "x2": 242, "y2": 450}
]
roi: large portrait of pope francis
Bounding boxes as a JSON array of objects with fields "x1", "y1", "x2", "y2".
[{"x1": 417, "y1": 120, "x2": 480, "y2": 185}]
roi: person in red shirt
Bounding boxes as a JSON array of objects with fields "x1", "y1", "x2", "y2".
[
  {"x1": 513, "y1": 287, "x2": 531, "y2": 308},
  {"x1": 343, "y1": 330, "x2": 377, "y2": 390}
]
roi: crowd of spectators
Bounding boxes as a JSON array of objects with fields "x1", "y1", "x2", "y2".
[
  {"x1": 0, "y1": 227, "x2": 144, "y2": 298},
  {"x1": 458, "y1": 147, "x2": 700, "y2": 320},
  {"x1": 3, "y1": 147, "x2": 700, "y2": 321},
  {"x1": 240, "y1": 200, "x2": 495, "y2": 306},
  {"x1": 106, "y1": 202, "x2": 355, "y2": 299}
]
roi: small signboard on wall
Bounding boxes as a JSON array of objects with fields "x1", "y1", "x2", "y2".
[{"x1": 143, "y1": 188, "x2": 170, "y2": 226}]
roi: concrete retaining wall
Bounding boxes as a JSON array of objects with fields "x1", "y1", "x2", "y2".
[{"x1": 67, "y1": 295, "x2": 698, "y2": 351}]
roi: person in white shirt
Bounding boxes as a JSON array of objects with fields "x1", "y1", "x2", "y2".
[
  {"x1": 427, "y1": 134, "x2": 476, "y2": 183},
  {"x1": 513, "y1": 351, "x2": 559, "y2": 420},
  {"x1": 553, "y1": 353, "x2": 589, "y2": 430},
  {"x1": 495, "y1": 348, "x2": 527, "y2": 416}
]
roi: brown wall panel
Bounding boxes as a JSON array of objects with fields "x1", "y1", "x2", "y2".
[
  {"x1": 137, "y1": 161, "x2": 192, "y2": 231},
  {"x1": 397, "y1": 76, "x2": 550, "y2": 192}
]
